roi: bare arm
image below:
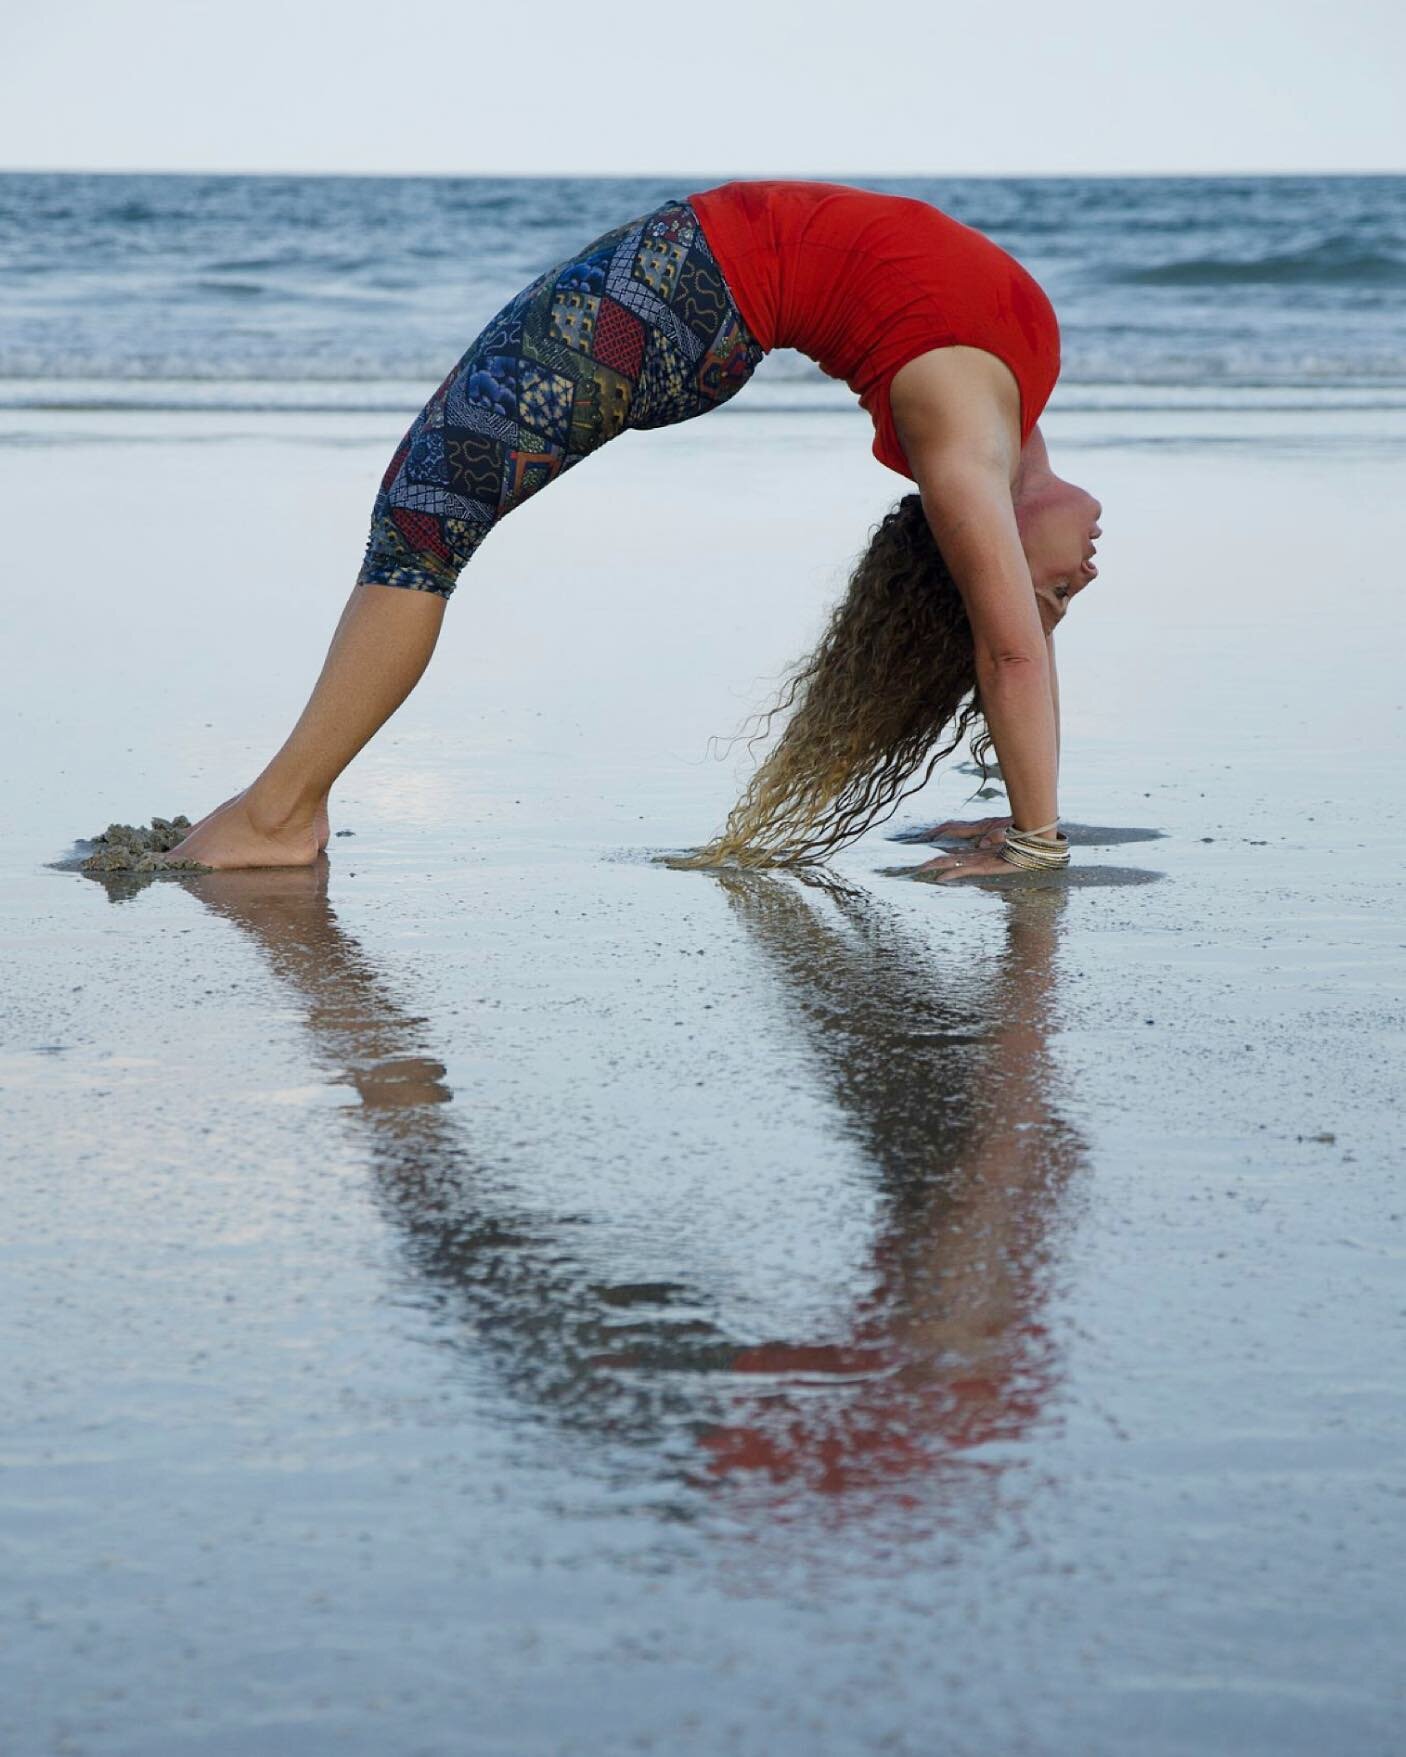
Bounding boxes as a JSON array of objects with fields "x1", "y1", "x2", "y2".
[
  {"x1": 890, "y1": 350, "x2": 1059, "y2": 836},
  {"x1": 1047, "y1": 631, "x2": 1061, "y2": 779}
]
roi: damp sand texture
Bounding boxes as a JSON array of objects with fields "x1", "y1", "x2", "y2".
[{"x1": 3, "y1": 393, "x2": 1405, "y2": 1756}]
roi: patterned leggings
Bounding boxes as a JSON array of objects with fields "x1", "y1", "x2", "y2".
[{"x1": 356, "y1": 198, "x2": 766, "y2": 599}]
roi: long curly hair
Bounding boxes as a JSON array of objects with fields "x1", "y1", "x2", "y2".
[{"x1": 679, "y1": 494, "x2": 992, "y2": 868}]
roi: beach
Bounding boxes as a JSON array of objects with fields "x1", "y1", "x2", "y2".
[{"x1": 2, "y1": 382, "x2": 1404, "y2": 1754}]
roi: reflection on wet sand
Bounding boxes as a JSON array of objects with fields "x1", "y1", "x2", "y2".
[
  {"x1": 696, "y1": 871, "x2": 1084, "y2": 1501},
  {"x1": 82, "y1": 861, "x2": 1086, "y2": 1516}
]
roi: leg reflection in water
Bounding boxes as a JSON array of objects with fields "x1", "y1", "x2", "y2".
[{"x1": 83, "y1": 861, "x2": 1086, "y2": 1512}]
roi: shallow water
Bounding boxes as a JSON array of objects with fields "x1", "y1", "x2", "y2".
[{"x1": 2, "y1": 400, "x2": 1404, "y2": 1754}]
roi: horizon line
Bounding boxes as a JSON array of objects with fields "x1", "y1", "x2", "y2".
[{"x1": 3, "y1": 164, "x2": 1404, "y2": 181}]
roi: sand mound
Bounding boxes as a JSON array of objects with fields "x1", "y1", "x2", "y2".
[{"x1": 80, "y1": 814, "x2": 213, "y2": 873}]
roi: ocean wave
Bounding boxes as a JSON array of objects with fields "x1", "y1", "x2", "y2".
[
  {"x1": 6, "y1": 346, "x2": 1406, "y2": 392},
  {"x1": 100, "y1": 198, "x2": 162, "y2": 224},
  {"x1": 189, "y1": 278, "x2": 270, "y2": 298},
  {"x1": 204, "y1": 254, "x2": 301, "y2": 274},
  {"x1": 1114, "y1": 238, "x2": 1406, "y2": 287},
  {"x1": 6, "y1": 378, "x2": 1406, "y2": 420}
]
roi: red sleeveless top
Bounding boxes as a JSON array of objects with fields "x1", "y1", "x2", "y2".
[{"x1": 686, "y1": 179, "x2": 1061, "y2": 481}]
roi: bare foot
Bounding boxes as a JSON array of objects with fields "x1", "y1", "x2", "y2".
[
  {"x1": 158, "y1": 791, "x2": 329, "y2": 870},
  {"x1": 183, "y1": 791, "x2": 241, "y2": 832}
]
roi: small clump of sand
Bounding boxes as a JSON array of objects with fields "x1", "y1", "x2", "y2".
[{"x1": 80, "y1": 814, "x2": 213, "y2": 873}]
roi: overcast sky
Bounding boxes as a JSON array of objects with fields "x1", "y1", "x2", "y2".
[{"x1": 2, "y1": 0, "x2": 1402, "y2": 177}]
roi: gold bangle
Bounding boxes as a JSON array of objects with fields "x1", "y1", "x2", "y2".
[{"x1": 999, "y1": 826, "x2": 1071, "y2": 869}]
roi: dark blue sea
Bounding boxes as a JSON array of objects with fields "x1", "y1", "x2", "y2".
[{"x1": 2, "y1": 171, "x2": 1404, "y2": 412}]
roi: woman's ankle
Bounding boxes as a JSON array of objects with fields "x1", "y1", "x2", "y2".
[{"x1": 241, "y1": 778, "x2": 326, "y2": 837}]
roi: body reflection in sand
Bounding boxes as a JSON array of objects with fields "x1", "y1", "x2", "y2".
[
  {"x1": 693, "y1": 872, "x2": 1085, "y2": 1503},
  {"x1": 82, "y1": 861, "x2": 1086, "y2": 1516}
]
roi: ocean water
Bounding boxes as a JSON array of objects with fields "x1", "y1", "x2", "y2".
[{"x1": 2, "y1": 171, "x2": 1404, "y2": 412}]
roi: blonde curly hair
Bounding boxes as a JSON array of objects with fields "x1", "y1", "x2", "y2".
[{"x1": 678, "y1": 495, "x2": 991, "y2": 868}]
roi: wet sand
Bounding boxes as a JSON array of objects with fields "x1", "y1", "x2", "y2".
[{"x1": 3, "y1": 398, "x2": 1404, "y2": 1755}]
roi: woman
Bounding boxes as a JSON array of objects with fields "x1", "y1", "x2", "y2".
[{"x1": 160, "y1": 181, "x2": 1102, "y2": 877}]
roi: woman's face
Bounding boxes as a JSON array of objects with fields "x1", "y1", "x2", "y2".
[{"x1": 1013, "y1": 439, "x2": 1102, "y2": 635}]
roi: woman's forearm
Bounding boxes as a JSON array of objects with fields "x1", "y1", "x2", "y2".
[
  {"x1": 906, "y1": 430, "x2": 1064, "y2": 840},
  {"x1": 1047, "y1": 633, "x2": 1061, "y2": 780},
  {"x1": 976, "y1": 652, "x2": 1060, "y2": 832}
]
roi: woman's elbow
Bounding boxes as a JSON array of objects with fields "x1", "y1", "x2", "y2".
[{"x1": 975, "y1": 645, "x2": 1047, "y2": 677}]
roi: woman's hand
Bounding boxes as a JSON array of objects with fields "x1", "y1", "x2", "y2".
[
  {"x1": 914, "y1": 849, "x2": 1019, "y2": 882},
  {"x1": 915, "y1": 814, "x2": 1012, "y2": 850}
]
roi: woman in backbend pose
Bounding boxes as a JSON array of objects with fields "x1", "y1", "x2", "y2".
[{"x1": 162, "y1": 181, "x2": 1102, "y2": 878}]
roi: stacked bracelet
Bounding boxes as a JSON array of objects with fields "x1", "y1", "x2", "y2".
[{"x1": 998, "y1": 819, "x2": 1071, "y2": 871}]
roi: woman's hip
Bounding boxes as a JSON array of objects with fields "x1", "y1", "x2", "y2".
[{"x1": 356, "y1": 196, "x2": 765, "y2": 598}]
